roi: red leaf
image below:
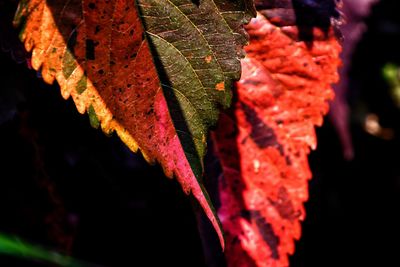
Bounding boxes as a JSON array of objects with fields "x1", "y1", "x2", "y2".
[{"x1": 212, "y1": 13, "x2": 341, "y2": 266}]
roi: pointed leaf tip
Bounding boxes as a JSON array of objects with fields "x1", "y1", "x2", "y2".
[{"x1": 14, "y1": 0, "x2": 255, "y2": 247}]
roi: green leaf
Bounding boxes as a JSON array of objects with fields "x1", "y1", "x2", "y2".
[{"x1": 0, "y1": 232, "x2": 103, "y2": 267}]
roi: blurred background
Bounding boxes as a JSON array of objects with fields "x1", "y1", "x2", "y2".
[{"x1": 1, "y1": 0, "x2": 400, "y2": 266}]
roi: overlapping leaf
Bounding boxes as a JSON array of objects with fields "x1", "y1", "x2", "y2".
[
  {"x1": 13, "y1": 0, "x2": 256, "y2": 247},
  {"x1": 212, "y1": 4, "x2": 341, "y2": 266}
]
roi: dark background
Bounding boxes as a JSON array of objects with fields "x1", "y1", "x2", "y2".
[{"x1": 1, "y1": 0, "x2": 400, "y2": 266}]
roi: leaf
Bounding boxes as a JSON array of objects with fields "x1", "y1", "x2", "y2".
[
  {"x1": 383, "y1": 63, "x2": 400, "y2": 107},
  {"x1": 13, "y1": 0, "x2": 256, "y2": 248},
  {"x1": 212, "y1": 7, "x2": 341, "y2": 266},
  {"x1": 0, "y1": 232, "x2": 103, "y2": 267}
]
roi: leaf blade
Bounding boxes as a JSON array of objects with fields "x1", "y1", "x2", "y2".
[
  {"x1": 14, "y1": 0, "x2": 255, "y2": 248},
  {"x1": 213, "y1": 7, "x2": 342, "y2": 265}
]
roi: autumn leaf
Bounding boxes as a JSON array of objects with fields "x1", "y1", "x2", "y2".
[
  {"x1": 13, "y1": 0, "x2": 256, "y2": 248},
  {"x1": 212, "y1": 3, "x2": 341, "y2": 266}
]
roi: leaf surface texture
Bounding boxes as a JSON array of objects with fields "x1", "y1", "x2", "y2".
[
  {"x1": 213, "y1": 3, "x2": 341, "y2": 265},
  {"x1": 14, "y1": 0, "x2": 256, "y2": 247}
]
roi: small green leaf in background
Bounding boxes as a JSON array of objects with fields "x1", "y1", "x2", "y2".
[
  {"x1": 0, "y1": 232, "x2": 104, "y2": 267},
  {"x1": 383, "y1": 63, "x2": 400, "y2": 107}
]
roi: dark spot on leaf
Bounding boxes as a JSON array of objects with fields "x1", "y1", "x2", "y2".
[
  {"x1": 231, "y1": 236, "x2": 239, "y2": 245},
  {"x1": 191, "y1": 0, "x2": 200, "y2": 6},
  {"x1": 269, "y1": 187, "x2": 300, "y2": 221},
  {"x1": 146, "y1": 108, "x2": 154, "y2": 115},
  {"x1": 285, "y1": 156, "x2": 292, "y2": 165},
  {"x1": 88, "y1": 3, "x2": 96, "y2": 9},
  {"x1": 66, "y1": 29, "x2": 77, "y2": 52},
  {"x1": 86, "y1": 39, "x2": 95, "y2": 60},
  {"x1": 240, "y1": 209, "x2": 251, "y2": 220}
]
